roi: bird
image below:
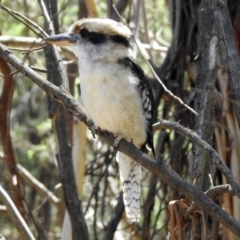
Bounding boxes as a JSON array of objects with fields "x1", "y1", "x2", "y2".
[{"x1": 45, "y1": 18, "x2": 155, "y2": 222}]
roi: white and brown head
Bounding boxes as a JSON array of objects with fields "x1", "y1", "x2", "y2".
[{"x1": 45, "y1": 18, "x2": 133, "y2": 61}]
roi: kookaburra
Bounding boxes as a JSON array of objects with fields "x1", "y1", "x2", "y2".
[{"x1": 45, "y1": 18, "x2": 155, "y2": 222}]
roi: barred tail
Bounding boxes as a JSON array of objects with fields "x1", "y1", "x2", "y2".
[{"x1": 116, "y1": 152, "x2": 141, "y2": 222}]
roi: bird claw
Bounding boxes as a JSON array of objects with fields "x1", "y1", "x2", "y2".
[
  {"x1": 113, "y1": 135, "x2": 124, "y2": 148},
  {"x1": 91, "y1": 124, "x2": 100, "y2": 138},
  {"x1": 87, "y1": 118, "x2": 99, "y2": 138}
]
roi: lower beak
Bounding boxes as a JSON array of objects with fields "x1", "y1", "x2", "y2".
[{"x1": 44, "y1": 33, "x2": 78, "y2": 46}]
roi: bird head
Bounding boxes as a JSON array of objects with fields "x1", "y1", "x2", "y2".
[{"x1": 45, "y1": 18, "x2": 133, "y2": 61}]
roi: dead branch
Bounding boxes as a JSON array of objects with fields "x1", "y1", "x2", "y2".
[
  {"x1": 153, "y1": 120, "x2": 240, "y2": 198},
  {"x1": 0, "y1": 185, "x2": 35, "y2": 240},
  {"x1": 0, "y1": 54, "x2": 26, "y2": 219},
  {"x1": 17, "y1": 164, "x2": 60, "y2": 205},
  {"x1": 37, "y1": 0, "x2": 89, "y2": 239}
]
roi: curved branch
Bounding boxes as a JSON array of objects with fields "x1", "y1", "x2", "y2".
[
  {"x1": 153, "y1": 120, "x2": 240, "y2": 198},
  {"x1": 0, "y1": 55, "x2": 26, "y2": 219}
]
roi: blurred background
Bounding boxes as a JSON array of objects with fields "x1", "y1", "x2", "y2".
[{"x1": 0, "y1": 0, "x2": 240, "y2": 239}]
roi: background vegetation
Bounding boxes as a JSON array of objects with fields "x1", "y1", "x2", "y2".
[{"x1": 0, "y1": 0, "x2": 240, "y2": 239}]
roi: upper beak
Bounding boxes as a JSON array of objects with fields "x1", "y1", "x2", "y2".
[{"x1": 44, "y1": 33, "x2": 78, "y2": 46}]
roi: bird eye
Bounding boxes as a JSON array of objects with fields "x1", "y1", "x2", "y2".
[{"x1": 80, "y1": 28, "x2": 89, "y2": 38}]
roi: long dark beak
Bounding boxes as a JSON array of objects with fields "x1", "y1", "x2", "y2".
[{"x1": 44, "y1": 33, "x2": 78, "y2": 46}]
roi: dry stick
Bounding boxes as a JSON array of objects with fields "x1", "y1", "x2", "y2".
[
  {"x1": 1, "y1": 43, "x2": 240, "y2": 236},
  {"x1": 0, "y1": 54, "x2": 27, "y2": 220},
  {"x1": 0, "y1": 185, "x2": 35, "y2": 240},
  {"x1": 153, "y1": 119, "x2": 240, "y2": 198},
  {"x1": 17, "y1": 164, "x2": 60, "y2": 205},
  {"x1": 0, "y1": 4, "x2": 50, "y2": 71},
  {"x1": 185, "y1": 184, "x2": 235, "y2": 219},
  {"x1": 22, "y1": 44, "x2": 48, "y2": 54},
  {"x1": 205, "y1": 184, "x2": 234, "y2": 198},
  {"x1": 0, "y1": 3, "x2": 48, "y2": 38},
  {"x1": 28, "y1": 66, "x2": 52, "y2": 73},
  {"x1": 102, "y1": 192, "x2": 124, "y2": 240},
  {"x1": 38, "y1": 2, "x2": 89, "y2": 240},
  {"x1": 0, "y1": 69, "x2": 20, "y2": 78},
  {"x1": 0, "y1": 36, "x2": 77, "y2": 61},
  {"x1": 112, "y1": 4, "x2": 198, "y2": 116},
  {"x1": 0, "y1": 35, "x2": 166, "y2": 59},
  {"x1": 38, "y1": 0, "x2": 54, "y2": 34},
  {"x1": 38, "y1": 0, "x2": 69, "y2": 89}
]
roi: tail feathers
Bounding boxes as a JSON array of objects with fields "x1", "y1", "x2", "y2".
[{"x1": 116, "y1": 152, "x2": 141, "y2": 222}]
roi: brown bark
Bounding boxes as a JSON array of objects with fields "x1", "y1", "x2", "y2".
[{"x1": 0, "y1": 56, "x2": 26, "y2": 219}]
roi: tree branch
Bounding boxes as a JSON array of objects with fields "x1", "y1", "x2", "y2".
[
  {"x1": 0, "y1": 54, "x2": 26, "y2": 219},
  {"x1": 153, "y1": 120, "x2": 240, "y2": 198},
  {"x1": 17, "y1": 164, "x2": 60, "y2": 205},
  {"x1": 37, "y1": 0, "x2": 89, "y2": 239},
  {"x1": 194, "y1": 0, "x2": 219, "y2": 192},
  {"x1": 0, "y1": 185, "x2": 35, "y2": 240},
  {"x1": 213, "y1": 0, "x2": 240, "y2": 127},
  {"x1": 102, "y1": 192, "x2": 124, "y2": 240}
]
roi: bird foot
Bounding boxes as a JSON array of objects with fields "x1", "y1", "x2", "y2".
[
  {"x1": 87, "y1": 118, "x2": 99, "y2": 138},
  {"x1": 91, "y1": 125, "x2": 100, "y2": 138},
  {"x1": 113, "y1": 135, "x2": 124, "y2": 148}
]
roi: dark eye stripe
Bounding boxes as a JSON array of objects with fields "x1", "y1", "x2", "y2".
[
  {"x1": 79, "y1": 28, "x2": 129, "y2": 47},
  {"x1": 80, "y1": 28, "x2": 107, "y2": 44},
  {"x1": 80, "y1": 28, "x2": 90, "y2": 37},
  {"x1": 109, "y1": 35, "x2": 130, "y2": 47}
]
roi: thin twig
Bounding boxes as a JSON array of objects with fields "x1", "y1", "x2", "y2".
[
  {"x1": 17, "y1": 164, "x2": 60, "y2": 205},
  {"x1": 102, "y1": 192, "x2": 124, "y2": 240},
  {"x1": 28, "y1": 66, "x2": 55, "y2": 73},
  {"x1": 0, "y1": 3, "x2": 48, "y2": 38},
  {"x1": 0, "y1": 36, "x2": 76, "y2": 61},
  {"x1": 185, "y1": 184, "x2": 234, "y2": 219},
  {"x1": 0, "y1": 185, "x2": 35, "y2": 240},
  {"x1": 208, "y1": 174, "x2": 214, "y2": 188},
  {"x1": 38, "y1": 0, "x2": 69, "y2": 88},
  {"x1": 112, "y1": 4, "x2": 198, "y2": 116},
  {"x1": 0, "y1": 69, "x2": 20, "y2": 77},
  {"x1": 38, "y1": 0, "x2": 54, "y2": 35},
  {"x1": 22, "y1": 44, "x2": 48, "y2": 54}
]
